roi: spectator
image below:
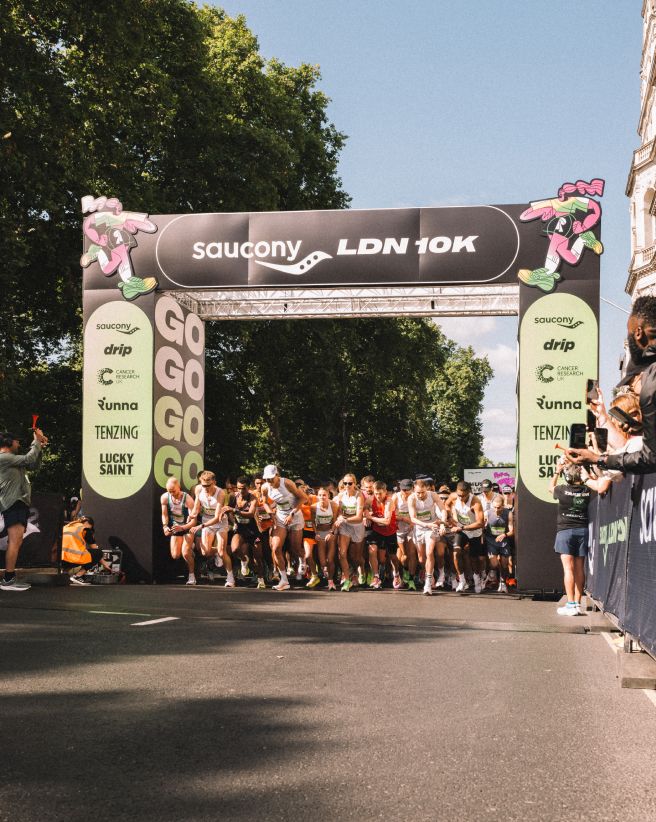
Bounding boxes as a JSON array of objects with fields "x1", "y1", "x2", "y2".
[
  {"x1": 568, "y1": 295, "x2": 656, "y2": 473},
  {"x1": 0, "y1": 428, "x2": 47, "y2": 591}
]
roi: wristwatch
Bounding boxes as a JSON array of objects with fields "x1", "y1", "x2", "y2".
[{"x1": 596, "y1": 454, "x2": 608, "y2": 470}]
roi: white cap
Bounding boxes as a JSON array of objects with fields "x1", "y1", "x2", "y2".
[{"x1": 262, "y1": 464, "x2": 278, "y2": 479}]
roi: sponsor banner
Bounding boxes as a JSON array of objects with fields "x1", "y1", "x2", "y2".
[
  {"x1": 81, "y1": 204, "x2": 548, "y2": 292},
  {"x1": 153, "y1": 295, "x2": 205, "y2": 493},
  {"x1": 518, "y1": 292, "x2": 597, "y2": 504},
  {"x1": 626, "y1": 475, "x2": 656, "y2": 659},
  {"x1": 586, "y1": 479, "x2": 631, "y2": 623},
  {"x1": 82, "y1": 300, "x2": 153, "y2": 499},
  {"x1": 0, "y1": 493, "x2": 64, "y2": 567},
  {"x1": 463, "y1": 467, "x2": 516, "y2": 494}
]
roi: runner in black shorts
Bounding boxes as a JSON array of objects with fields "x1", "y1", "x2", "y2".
[
  {"x1": 366, "y1": 481, "x2": 401, "y2": 589},
  {"x1": 228, "y1": 476, "x2": 265, "y2": 588}
]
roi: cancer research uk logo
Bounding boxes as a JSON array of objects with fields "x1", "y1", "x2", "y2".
[
  {"x1": 535, "y1": 363, "x2": 584, "y2": 383},
  {"x1": 97, "y1": 368, "x2": 139, "y2": 386}
]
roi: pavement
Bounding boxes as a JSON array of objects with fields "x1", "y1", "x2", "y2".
[{"x1": 1, "y1": 582, "x2": 655, "y2": 822}]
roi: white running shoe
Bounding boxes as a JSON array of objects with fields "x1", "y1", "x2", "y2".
[
  {"x1": 215, "y1": 555, "x2": 224, "y2": 568},
  {"x1": 450, "y1": 574, "x2": 458, "y2": 591},
  {"x1": 556, "y1": 603, "x2": 580, "y2": 617},
  {"x1": 497, "y1": 581, "x2": 507, "y2": 593},
  {"x1": 423, "y1": 580, "x2": 433, "y2": 596},
  {"x1": 436, "y1": 571, "x2": 446, "y2": 589},
  {"x1": 225, "y1": 574, "x2": 236, "y2": 589},
  {"x1": 455, "y1": 576, "x2": 468, "y2": 593},
  {"x1": 186, "y1": 575, "x2": 197, "y2": 586},
  {"x1": 473, "y1": 573, "x2": 482, "y2": 594},
  {"x1": 273, "y1": 580, "x2": 291, "y2": 591}
]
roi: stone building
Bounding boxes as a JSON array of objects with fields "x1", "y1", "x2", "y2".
[{"x1": 627, "y1": 0, "x2": 656, "y2": 297}]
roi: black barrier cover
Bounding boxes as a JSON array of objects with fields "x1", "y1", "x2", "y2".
[
  {"x1": 626, "y1": 475, "x2": 656, "y2": 658},
  {"x1": 0, "y1": 493, "x2": 64, "y2": 567},
  {"x1": 587, "y1": 479, "x2": 631, "y2": 623}
]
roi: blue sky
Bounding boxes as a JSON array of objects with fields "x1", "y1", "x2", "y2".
[{"x1": 216, "y1": 0, "x2": 642, "y2": 462}]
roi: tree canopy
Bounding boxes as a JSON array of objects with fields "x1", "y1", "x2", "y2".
[{"x1": 1, "y1": 0, "x2": 492, "y2": 493}]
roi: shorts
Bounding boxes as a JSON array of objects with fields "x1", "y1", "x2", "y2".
[
  {"x1": 236, "y1": 523, "x2": 258, "y2": 543},
  {"x1": 338, "y1": 522, "x2": 365, "y2": 542},
  {"x1": 202, "y1": 521, "x2": 229, "y2": 540},
  {"x1": 302, "y1": 528, "x2": 316, "y2": 544},
  {"x1": 274, "y1": 511, "x2": 304, "y2": 531},
  {"x1": 0, "y1": 500, "x2": 30, "y2": 533},
  {"x1": 414, "y1": 527, "x2": 440, "y2": 548},
  {"x1": 485, "y1": 536, "x2": 512, "y2": 557},
  {"x1": 444, "y1": 531, "x2": 472, "y2": 550},
  {"x1": 555, "y1": 528, "x2": 588, "y2": 557},
  {"x1": 366, "y1": 532, "x2": 398, "y2": 554},
  {"x1": 396, "y1": 520, "x2": 412, "y2": 538},
  {"x1": 466, "y1": 534, "x2": 486, "y2": 558},
  {"x1": 314, "y1": 529, "x2": 334, "y2": 542}
]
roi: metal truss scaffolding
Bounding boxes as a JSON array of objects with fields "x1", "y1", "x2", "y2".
[{"x1": 169, "y1": 284, "x2": 519, "y2": 320}]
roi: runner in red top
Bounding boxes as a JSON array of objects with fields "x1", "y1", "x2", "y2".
[{"x1": 365, "y1": 481, "x2": 401, "y2": 590}]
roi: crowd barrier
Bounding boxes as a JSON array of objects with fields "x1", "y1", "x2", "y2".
[{"x1": 587, "y1": 474, "x2": 656, "y2": 661}]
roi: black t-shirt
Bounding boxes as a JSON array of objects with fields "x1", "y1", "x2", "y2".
[{"x1": 552, "y1": 484, "x2": 593, "y2": 531}]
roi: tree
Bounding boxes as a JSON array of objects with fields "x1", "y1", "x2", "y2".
[{"x1": 1, "y1": 0, "x2": 348, "y2": 492}]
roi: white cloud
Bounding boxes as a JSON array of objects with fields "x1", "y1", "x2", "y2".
[
  {"x1": 483, "y1": 434, "x2": 517, "y2": 464},
  {"x1": 481, "y1": 407, "x2": 513, "y2": 424},
  {"x1": 435, "y1": 316, "x2": 497, "y2": 346},
  {"x1": 479, "y1": 343, "x2": 517, "y2": 376}
]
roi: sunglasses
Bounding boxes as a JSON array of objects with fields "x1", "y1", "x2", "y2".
[
  {"x1": 343, "y1": 481, "x2": 354, "y2": 485},
  {"x1": 201, "y1": 483, "x2": 212, "y2": 487}
]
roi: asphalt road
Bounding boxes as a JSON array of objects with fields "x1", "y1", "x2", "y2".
[{"x1": 1, "y1": 583, "x2": 655, "y2": 822}]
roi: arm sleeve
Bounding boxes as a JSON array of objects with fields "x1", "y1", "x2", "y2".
[{"x1": 3, "y1": 441, "x2": 42, "y2": 470}]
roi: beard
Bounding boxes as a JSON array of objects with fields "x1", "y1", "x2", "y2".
[{"x1": 627, "y1": 334, "x2": 647, "y2": 365}]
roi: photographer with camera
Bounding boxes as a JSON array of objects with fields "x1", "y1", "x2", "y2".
[
  {"x1": 568, "y1": 296, "x2": 656, "y2": 473},
  {"x1": 0, "y1": 428, "x2": 47, "y2": 591}
]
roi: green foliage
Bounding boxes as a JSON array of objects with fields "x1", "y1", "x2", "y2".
[
  {"x1": 1, "y1": 0, "x2": 492, "y2": 493},
  {"x1": 1, "y1": 0, "x2": 348, "y2": 492},
  {"x1": 204, "y1": 318, "x2": 491, "y2": 484}
]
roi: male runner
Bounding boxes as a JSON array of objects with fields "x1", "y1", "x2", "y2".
[
  {"x1": 408, "y1": 478, "x2": 443, "y2": 596},
  {"x1": 366, "y1": 481, "x2": 401, "y2": 589},
  {"x1": 394, "y1": 479, "x2": 417, "y2": 590},
  {"x1": 229, "y1": 476, "x2": 266, "y2": 589},
  {"x1": 190, "y1": 471, "x2": 234, "y2": 587},
  {"x1": 261, "y1": 465, "x2": 308, "y2": 591},
  {"x1": 447, "y1": 481, "x2": 485, "y2": 593},
  {"x1": 160, "y1": 477, "x2": 197, "y2": 584}
]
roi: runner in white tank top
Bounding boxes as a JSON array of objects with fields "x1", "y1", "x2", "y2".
[
  {"x1": 335, "y1": 474, "x2": 365, "y2": 592},
  {"x1": 261, "y1": 464, "x2": 308, "y2": 591},
  {"x1": 190, "y1": 470, "x2": 235, "y2": 587},
  {"x1": 394, "y1": 480, "x2": 418, "y2": 590},
  {"x1": 311, "y1": 487, "x2": 339, "y2": 590},
  {"x1": 160, "y1": 477, "x2": 197, "y2": 585},
  {"x1": 408, "y1": 479, "x2": 444, "y2": 596}
]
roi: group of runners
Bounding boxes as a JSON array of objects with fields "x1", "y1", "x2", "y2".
[{"x1": 160, "y1": 466, "x2": 516, "y2": 596}]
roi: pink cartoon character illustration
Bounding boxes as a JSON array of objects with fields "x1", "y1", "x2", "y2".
[
  {"x1": 80, "y1": 195, "x2": 158, "y2": 300},
  {"x1": 517, "y1": 178, "x2": 604, "y2": 292}
]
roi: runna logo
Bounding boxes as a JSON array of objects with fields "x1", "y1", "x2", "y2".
[
  {"x1": 535, "y1": 364, "x2": 554, "y2": 384},
  {"x1": 97, "y1": 368, "x2": 114, "y2": 386}
]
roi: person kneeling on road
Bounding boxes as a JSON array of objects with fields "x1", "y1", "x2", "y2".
[{"x1": 61, "y1": 517, "x2": 113, "y2": 585}]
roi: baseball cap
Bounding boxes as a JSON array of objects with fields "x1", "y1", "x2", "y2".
[
  {"x1": 262, "y1": 464, "x2": 278, "y2": 479},
  {"x1": 481, "y1": 479, "x2": 493, "y2": 490},
  {"x1": 502, "y1": 485, "x2": 513, "y2": 493},
  {"x1": 399, "y1": 479, "x2": 413, "y2": 490},
  {"x1": 438, "y1": 484, "x2": 451, "y2": 493}
]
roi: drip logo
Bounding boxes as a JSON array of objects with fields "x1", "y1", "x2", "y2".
[
  {"x1": 536, "y1": 364, "x2": 554, "y2": 384},
  {"x1": 98, "y1": 368, "x2": 114, "y2": 386}
]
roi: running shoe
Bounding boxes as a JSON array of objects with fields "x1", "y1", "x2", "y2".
[
  {"x1": 225, "y1": 577, "x2": 236, "y2": 589},
  {"x1": 366, "y1": 571, "x2": 374, "y2": 586},
  {"x1": 306, "y1": 574, "x2": 321, "y2": 589},
  {"x1": 517, "y1": 267, "x2": 559, "y2": 293},
  {"x1": 70, "y1": 575, "x2": 91, "y2": 586},
  {"x1": 497, "y1": 581, "x2": 507, "y2": 593},
  {"x1": 215, "y1": 555, "x2": 224, "y2": 568},
  {"x1": 358, "y1": 571, "x2": 366, "y2": 586},
  {"x1": 0, "y1": 578, "x2": 31, "y2": 591},
  {"x1": 455, "y1": 577, "x2": 468, "y2": 593},
  {"x1": 273, "y1": 580, "x2": 291, "y2": 591},
  {"x1": 341, "y1": 578, "x2": 352, "y2": 592},
  {"x1": 256, "y1": 579, "x2": 266, "y2": 590},
  {"x1": 473, "y1": 573, "x2": 483, "y2": 594},
  {"x1": 327, "y1": 580, "x2": 337, "y2": 591},
  {"x1": 556, "y1": 603, "x2": 580, "y2": 617},
  {"x1": 393, "y1": 575, "x2": 404, "y2": 590},
  {"x1": 423, "y1": 580, "x2": 433, "y2": 596},
  {"x1": 580, "y1": 230, "x2": 603, "y2": 255},
  {"x1": 407, "y1": 578, "x2": 416, "y2": 592},
  {"x1": 186, "y1": 576, "x2": 197, "y2": 586},
  {"x1": 402, "y1": 569, "x2": 411, "y2": 584},
  {"x1": 241, "y1": 559, "x2": 250, "y2": 577},
  {"x1": 370, "y1": 576, "x2": 382, "y2": 590},
  {"x1": 435, "y1": 572, "x2": 446, "y2": 589}
]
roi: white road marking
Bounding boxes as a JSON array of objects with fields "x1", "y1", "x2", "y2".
[
  {"x1": 131, "y1": 616, "x2": 180, "y2": 626},
  {"x1": 89, "y1": 610, "x2": 151, "y2": 616}
]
